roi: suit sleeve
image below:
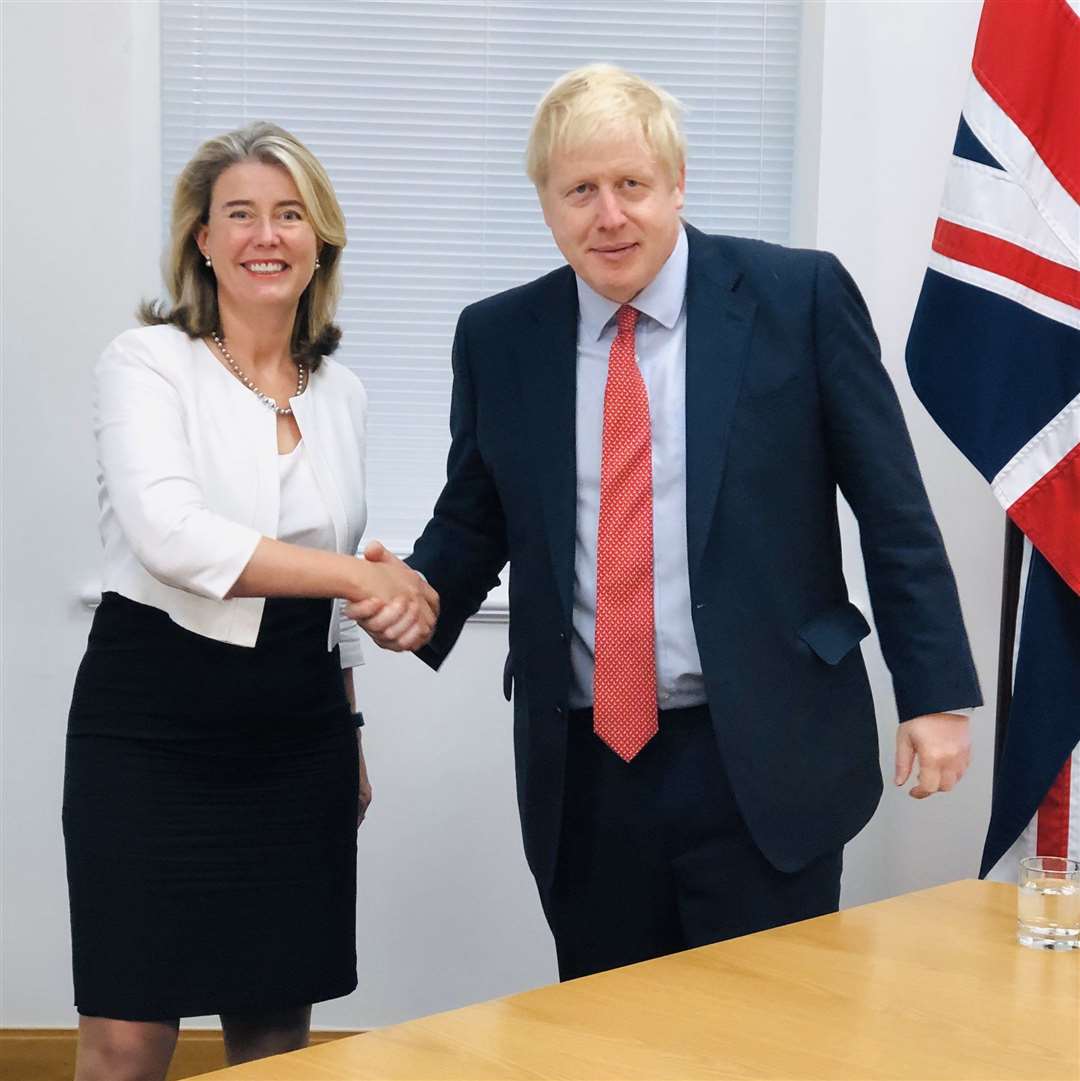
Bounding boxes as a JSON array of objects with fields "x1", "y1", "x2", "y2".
[
  {"x1": 814, "y1": 252, "x2": 982, "y2": 719},
  {"x1": 408, "y1": 307, "x2": 509, "y2": 669}
]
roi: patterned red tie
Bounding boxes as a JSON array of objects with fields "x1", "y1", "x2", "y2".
[{"x1": 593, "y1": 304, "x2": 658, "y2": 761}]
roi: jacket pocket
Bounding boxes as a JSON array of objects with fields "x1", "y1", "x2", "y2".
[{"x1": 797, "y1": 601, "x2": 871, "y2": 665}]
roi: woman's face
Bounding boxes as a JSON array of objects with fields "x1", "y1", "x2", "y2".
[{"x1": 196, "y1": 160, "x2": 319, "y2": 320}]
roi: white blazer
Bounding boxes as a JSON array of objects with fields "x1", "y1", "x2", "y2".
[{"x1": 94, "y1": 324, "x2": 367, "y2": 667}]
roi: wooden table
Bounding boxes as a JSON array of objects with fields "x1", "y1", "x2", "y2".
[{"x1": 193, "y1": 881, "x2": 1079, "y2": 1080}]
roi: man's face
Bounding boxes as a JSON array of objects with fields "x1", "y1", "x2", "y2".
[{"x1": 539, "y1": 135, "x2": 685, "y2": 304}]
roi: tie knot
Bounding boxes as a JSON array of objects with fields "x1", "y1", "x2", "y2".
[{"x1": 616, "y1": 304, "x2": 638, "y2": 337}]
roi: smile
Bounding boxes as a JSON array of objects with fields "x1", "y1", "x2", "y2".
[{"x1": 242, "y1": 261, "x2": 289, "y2": 275}]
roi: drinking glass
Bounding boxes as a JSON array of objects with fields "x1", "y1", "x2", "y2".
[{"x1": 1017, "y1": 855, "x2": 1080, "y2": 950}]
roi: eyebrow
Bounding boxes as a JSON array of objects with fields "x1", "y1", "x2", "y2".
[{"x1": 221, "y1": 199, "x2": 305, "y2": 209}]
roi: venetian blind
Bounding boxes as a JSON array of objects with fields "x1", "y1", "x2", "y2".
[{"x1": 161, "y1": 0, "x2": 803, "y2": 553}]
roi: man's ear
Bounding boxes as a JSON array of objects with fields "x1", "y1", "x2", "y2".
[{"x1": 674, "y1": 163, "x2": 686, "y2": 211}]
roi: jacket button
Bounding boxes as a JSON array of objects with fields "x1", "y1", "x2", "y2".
[
  {"x1": 558, "y1": 631, "x2": 566, "y2": 641},
  {"x1": 555, "y1": 705, "x2": 565, "y2": 717}
]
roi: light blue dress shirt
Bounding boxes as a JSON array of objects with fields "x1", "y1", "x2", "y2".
[{"x1": 570, "y1": 226, "x2": 707, "y2": 710}]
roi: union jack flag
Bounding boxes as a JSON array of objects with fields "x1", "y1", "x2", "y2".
[{"x1": 906, "y1": 0, "x2": 1080, "y2": 876}]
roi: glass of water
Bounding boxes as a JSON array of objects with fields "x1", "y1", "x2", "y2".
[{"x1": 1017, "y1": 855, "x2": 1080, "y2": 950}]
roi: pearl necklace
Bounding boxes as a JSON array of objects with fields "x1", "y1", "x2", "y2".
[{"x1": 211, "y1": 332, "x2": 306, "y2": 416}]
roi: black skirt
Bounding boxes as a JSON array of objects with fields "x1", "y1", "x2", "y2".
[{"x1": 63, "y1": 593, "x2": 359, "y2": 1021}]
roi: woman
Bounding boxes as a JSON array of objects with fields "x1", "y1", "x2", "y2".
[{"x1": 63, "y1": 122, "x2": 437, "y2": 1081}]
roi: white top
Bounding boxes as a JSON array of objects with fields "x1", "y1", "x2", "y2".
[
  {"x1": 94, "y1": 323, "x2": 367, "y2": 668},
  {"x1": 277, "y1": 440, "x2": 335, "y2": 552}
]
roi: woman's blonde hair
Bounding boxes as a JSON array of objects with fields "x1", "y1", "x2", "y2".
[
  {"x1": 140, "y1": 121, "x2": 346, "y2": 370},
  {"x1": 525, "y1": 64, "x2": 686, "y2": 189}
]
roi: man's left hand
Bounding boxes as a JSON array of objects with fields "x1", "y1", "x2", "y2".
[{"x1": 894, "y1": 712, "x2": 971, "y2": 799}]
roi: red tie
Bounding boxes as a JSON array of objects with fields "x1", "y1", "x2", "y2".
[{"x1": 593, "y1": 304, "x2": 658, "y2": 761}]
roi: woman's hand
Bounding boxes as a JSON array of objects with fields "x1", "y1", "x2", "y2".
[
  {"x1": 357, "y1": 548, "x2": 436, "y2": 607},
  {"x1": 356, "y1": 729, "x2": 372, "y2": 828},
  {"x1": 344, "y1": 671, "x2": 372, "y2": 828}
]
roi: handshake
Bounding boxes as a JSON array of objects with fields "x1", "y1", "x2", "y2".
[{"x1": 346, "y1": 541, "x2": 440, "y2": 652}]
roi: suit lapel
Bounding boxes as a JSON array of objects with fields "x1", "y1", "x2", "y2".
[
  {"x1": 517, "y1": 267, "x2": 580, "y2": 624},
  {"x1": 684, "y1": 226, "x2": 756, "y2": 580}
]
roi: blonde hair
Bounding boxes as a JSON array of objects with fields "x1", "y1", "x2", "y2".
[
  {"x1": 525, "y1": 64, "x2": 686, "y2": 189},
  {"x1": 139, "y1": 122, "x2": 346, "y2": 369}
]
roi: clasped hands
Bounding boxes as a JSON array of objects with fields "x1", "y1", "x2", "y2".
[{"x1": 346, "y1": 541, "x2": 439, "y2": 652}]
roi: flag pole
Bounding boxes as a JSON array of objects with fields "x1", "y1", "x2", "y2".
[{"x1": 994, "y1": 518, "x2": 1024, "y2": 779}]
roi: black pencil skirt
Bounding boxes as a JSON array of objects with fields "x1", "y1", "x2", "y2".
[{"x1": 63, "y1": 593, "x2": 359, "y2": 1021}]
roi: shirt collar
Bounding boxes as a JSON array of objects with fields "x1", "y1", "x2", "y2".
[{"x1": 576, "y1": 223, "x2": 688, "y2": 342}]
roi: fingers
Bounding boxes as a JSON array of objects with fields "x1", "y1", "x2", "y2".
[
  {"x1": 894, "y1": 728, "x2": 915, "y2": 787},
  {"x1": 398, "y1": 618, "x2": 436, "y2": 651},
  {"x1": 909, "y1": 761, "x2": 941, "y2": 800},
  {"x1": 363, "y1": 539, "x2": 389, "y2": 562},
  {"x1": 345, "y1": 598, "x2": 384, "y2": 622},
  {"x1": 378, "y1": 600, "x2": 436, "y2": 651},
  {"x1": 354, "y1": 600, "x2": 435, "y2": 652},
  {"x1": 388, "y1": 557, "x2": 439, "y2": 617},
  {"x1": 366, "y1": 596, "x2": 436, "y2": 637},
  {"x1": 380, "y1": 602, "x2": 425, "y2": 641},
  {"x1": 910, "y1": 758, "x2": 968, "y2": 798},
  {"x1": 363, "y1": 539, "x2": 410, "y2": 573},
  {"x1": 937, "y1": 769, "x2": 960, "y2": 793},
  {"x1": 357, "y1": 598, "x2": 408, "y2": 635},
  {"x1": 357, "y1": 786, "x2": 372, "y2": 828},
  {"x1": 423, "y1": 581, "x2": 440, "y2": 618},
  {"x1": 364, "y1": 629, "x2": 429, "y2": 653},
  {"x1": 908, "y1": 748, "x2": 970, "y2": 798},
  {"x1": 367, "y1": 633, "x2": 411, "y2": 653}
]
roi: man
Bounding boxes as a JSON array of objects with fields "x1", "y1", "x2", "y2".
[{"x1": 350, "y1": 65, "x2": 981, "y2": 980}]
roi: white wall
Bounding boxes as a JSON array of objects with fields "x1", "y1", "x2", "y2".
[
  {"x1": 812, "y1": 0, "x2": 1001, "y2": 908},
  {"x1": 1, "y1": 0, "x2": 1000, "y2": 1032},
  {"x1": 1, "y1": 0, "x2": 167, "y2": 1029}
]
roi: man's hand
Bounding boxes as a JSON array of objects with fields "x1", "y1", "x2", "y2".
[
  {"x1": 345, "y1": 540, "x2": 439, "y2": 652},
  {"x1": 894, "y1": 712, "x2": 972, "y2": 798}
]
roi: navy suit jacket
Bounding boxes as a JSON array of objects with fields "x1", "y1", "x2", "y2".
[{"x1": 410, "y1": 225, "x2": 981, "y2": 900}]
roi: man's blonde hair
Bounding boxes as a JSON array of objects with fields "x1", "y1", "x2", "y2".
[
  {"x1": 525, "y1": 64, "x2": 686, "y2": 189},
  {"x1": 140, "y1": 122, "x2": 346, "y2": 369}
]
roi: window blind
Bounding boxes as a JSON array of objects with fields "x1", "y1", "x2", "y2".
[{"x1": 161, "y1": 0, "x2": 802, "y2": 553}]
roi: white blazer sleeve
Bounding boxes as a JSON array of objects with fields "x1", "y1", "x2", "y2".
[{"x1": 95, "y1": 332, "x2": 263, "y2": 600}]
